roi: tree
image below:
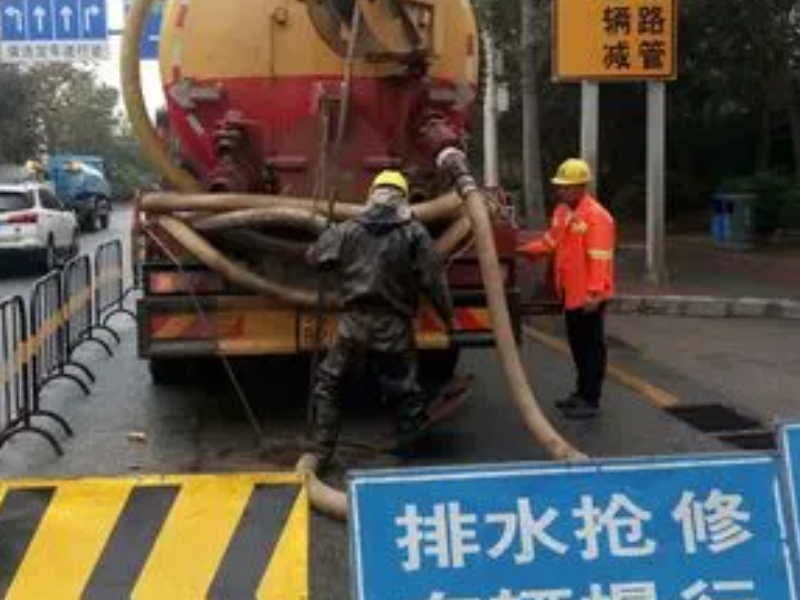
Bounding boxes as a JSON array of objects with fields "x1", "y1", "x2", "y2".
[
  {"x1": 27, "y1": 64, "x2": 119, "y2": 155},
  {"x1": 0, "y1": 63, "x2": 156, "y2": 197},
  {"x1": 474, "y1": 0, "x2": 800, "y2": 224},
  {"x1": 520, "y1": 0, "x2": 546, "y2": 227},
  {"x1": 0, "y1": 66, "x2": 38, "y2": 163}
]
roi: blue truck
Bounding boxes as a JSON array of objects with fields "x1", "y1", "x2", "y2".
[{"x1": 46, "y1": 155, "x2": 112, "y2": 232}]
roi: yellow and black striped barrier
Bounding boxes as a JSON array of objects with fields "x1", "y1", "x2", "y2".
[{"x1": 0, "y1": 473, "x2": 308, "y2": 599}]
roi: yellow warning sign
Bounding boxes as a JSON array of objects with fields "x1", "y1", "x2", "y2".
[
  {"x1": 0, "y1": 473, "x2": 307, "y2": 599},
  {"x1": 553, "y1": 0, "x2": 678, "y2": 81}
]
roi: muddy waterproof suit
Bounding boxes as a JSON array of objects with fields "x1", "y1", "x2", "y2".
[{"x1": 306, "y1": 188, "x2": 454, "y2": 457}]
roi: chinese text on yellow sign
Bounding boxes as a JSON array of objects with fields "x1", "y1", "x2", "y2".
[{"x1": 553, "y1": 0, "x2": 677, "y2": 81}]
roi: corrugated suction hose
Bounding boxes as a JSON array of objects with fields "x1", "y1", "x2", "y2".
[
  {"x1": 436, "y1": 149, "x2": 585, "y2": 462},
  {"x1": 122, "y1": 0, "x2": 582, "y2": 523}
]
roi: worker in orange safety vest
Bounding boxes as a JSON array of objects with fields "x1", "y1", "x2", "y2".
[{"x1": 517, "y1": 158, "x2": 616, "y2": 419}]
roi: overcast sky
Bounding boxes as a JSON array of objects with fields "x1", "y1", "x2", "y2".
[{"x1": 96, "y1": 0, "x2": 164, "y2": 118}]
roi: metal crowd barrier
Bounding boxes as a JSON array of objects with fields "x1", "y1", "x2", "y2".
[
  {"x1": 95, "y1": 239, "x2": 136, "y2": 328},
  {"x1": 0, "y1": 295, "x2": 72, "y2": 456},
  {"x1": 0, "y1": 238, "x2": 134, "y2": 458},
  {"x1": 29, "y1": 270, "x2": 94, "y2": 398},
  {"x1": 63, "y1": 254, "x2": 118, "y2": 358}
]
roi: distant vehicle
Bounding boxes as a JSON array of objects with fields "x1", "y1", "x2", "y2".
[
  {"x1": 46, "y1": 155, "x2": 112, "y2": 232},
  {"x1": 0, "y1": 181, "x2": 80, "y2": 271}
]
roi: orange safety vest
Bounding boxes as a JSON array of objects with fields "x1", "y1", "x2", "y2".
[{"x1": 518, "y1": 194, "x2": 616, "y2": 310}]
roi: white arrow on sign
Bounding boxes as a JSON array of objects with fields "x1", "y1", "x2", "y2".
[
  {"x1": 83, "y1": 3, "x2": 100, "y2": 32},
  {"x1": 60, "y1": 5, "x2": 74, "y2": 31},
  {"x1": 4, "y1": 6, "x2": 24, "y2": 32},
  {"x1": 32, "y1": 5, "x2": 47, "y2": 33}
]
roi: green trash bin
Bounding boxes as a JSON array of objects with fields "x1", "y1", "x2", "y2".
[{"x1": 722, "y1": 192, "x2": 758, "y2": 250}]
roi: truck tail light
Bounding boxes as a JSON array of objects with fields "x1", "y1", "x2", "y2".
[
  {"x1": 148, "y1": 270, "x2": 226, "y2": 294},
  {"x1": 5, "y1": 212, "x2": 38, "y2": 224}
]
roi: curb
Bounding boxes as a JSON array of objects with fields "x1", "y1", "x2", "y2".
[{"x1": 610, "y1": 295, "x2": 800, "y2": 320}]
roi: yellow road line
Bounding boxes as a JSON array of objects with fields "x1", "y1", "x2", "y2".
[
  {"x1": 524, "y1": 326, "x2": 680, "y2": 410},
  {"x1": 5, "y1": 480, "x2": 132, "y2": 599},
  {"x1": 257, "y1": 486, "x2": 309, "y2": 600},
  {"x1": 131, "y1": 475, "x2": 254, "y2": 598}
]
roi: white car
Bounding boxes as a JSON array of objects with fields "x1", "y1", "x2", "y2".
[{"x1": 0, "y1": 182, "x2": 80, "y2": 272}]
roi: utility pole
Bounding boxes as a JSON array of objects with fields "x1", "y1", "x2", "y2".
[
  {"x1": 646, "y1": 81, "x2": 667, "y2": 285},
  {"x1": 482, "y1": 29, "x2": 499, "y2": 190},
  {"x1": 521, "y1": 0, "x2": 546, "y2": 228},
  {"x1": 580, "y1": 82, "x2": 599, "y2": 195}
]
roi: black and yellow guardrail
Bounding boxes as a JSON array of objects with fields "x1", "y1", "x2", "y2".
[
  {"x1": 95, "y1": 239, "x2": 137, "y2": 326},
  {"x1": 0, "y1": 239, "x2": 135, "y2": 457},
  {"x1": 0, "y1": 295, "x2": 71, "y2": 455}
]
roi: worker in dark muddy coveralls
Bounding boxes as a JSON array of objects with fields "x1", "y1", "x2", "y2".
[{"x1": 306, "y1": 170, "x2": 454, "y2": 465}]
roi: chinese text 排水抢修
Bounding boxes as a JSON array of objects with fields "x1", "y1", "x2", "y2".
[{"x1": 395, "y1": 491, "x2": 754, "y2": 572}]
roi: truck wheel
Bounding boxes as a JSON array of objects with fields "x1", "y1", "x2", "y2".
[{"x1": 149, "y1": 358, "x2": 189, "y2": 385}]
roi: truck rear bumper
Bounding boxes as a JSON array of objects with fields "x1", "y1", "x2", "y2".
[{"x1": 137, "y1": 291, "x2": 520, "y2": 359}]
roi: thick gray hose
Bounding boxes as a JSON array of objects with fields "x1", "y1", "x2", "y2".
[
  {"x1": 142, "y1": 191, "x2": 463, "y2": 223},
  {"x1": 434, "y1": 213, "x2": 473, "y2": 256},
  {"x1": 438, "y1": 148, "x2": 585, "y2": 461},
  {"x1": 193, "y1": 207, "x2": 328, "y2": 234},
  {"x1": 158, "y1": 216, "x2": 328, "y2": 308},
  {"x1": 212, "y1": 229, "x2": 310, "y2": 258},
  {"x1": 295, "y1": 454, "x2": 348, "y2": 520},
  {"x1": 463, "y1": 188, "x2": 584, "y2": 460}
]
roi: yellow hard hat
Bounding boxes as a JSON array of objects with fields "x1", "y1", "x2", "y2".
[
  {"x1": 371, "y1": 170, "x2": 409, "y2": 196},
  {"x1": 551, "y1": 158, "x2": 592, "y2": 186}
]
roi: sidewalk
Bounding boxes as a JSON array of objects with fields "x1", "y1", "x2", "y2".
[{"x1": 617, "y1": 233, "x2": 800, "y2": 301}]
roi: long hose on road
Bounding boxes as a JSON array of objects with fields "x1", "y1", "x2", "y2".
[{"x1": 121, "y1": 0, "x2": 583, "y2": 522}]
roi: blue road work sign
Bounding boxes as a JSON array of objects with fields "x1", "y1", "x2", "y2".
[
  {"x1": 350, "y1": 455, "x2": 798, "y2": 600},
  {"x1": 0, "y1": 0, "x2": 109, "y2": 63},
  {"x1": 780, "y1": 423, "x2": 800, "y2": 576},
  {"x1": 123, "y1": 0, "x2": 162, "y2": 60}
]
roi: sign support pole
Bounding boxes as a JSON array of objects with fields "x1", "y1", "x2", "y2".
[
  {"x1": 646, "y1": 81, "x2": 667, "y2": 285},
  {"x1": 482, "y1": 30, "x2": 499, "y2": 191},
  {"x1": 580, "y1": 81, "x2": 599, "y2": 195}
]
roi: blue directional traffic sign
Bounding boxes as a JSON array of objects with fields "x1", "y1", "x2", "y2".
[
  {"x1": 123, "y1": 0, "x2": 162, "y2": 60},
  {"x1": 351, "y1": 454, "x2": 798, "y2": 600},
  {"x1": 78, "y1": 0, "x2": 106, "y2": 40},
  {"x1": 0, "y1": 0, "x2": 108, "y2": 63},
  {"x1": 2, "y1": 0, "x2": 27, "y2": 41},
  {"x1": 26, "y1": 0, "x2": 52, "y2": 40},
  {"x1": 54, "y1": 0, "x2": 78, "y2": 39}
]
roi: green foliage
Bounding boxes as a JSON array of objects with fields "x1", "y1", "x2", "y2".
[
  {"x1": 0, "y1": 66, "x2": 38, "y2": 163},
  {"x1": 473, "y1": 0, "x2": 800, "y2": 224},
  {"x1": 0, "y1": 63, "x2": 155, "y2": 199}
]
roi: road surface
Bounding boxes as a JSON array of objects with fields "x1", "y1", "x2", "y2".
[{"x1": 1, "y1": 207, "x2": 797, "y2": 598}]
